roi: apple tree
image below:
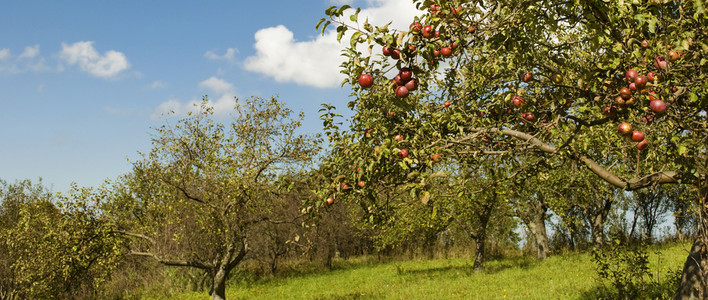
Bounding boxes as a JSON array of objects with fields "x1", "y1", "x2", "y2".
[
  {"x1": 109, "y1": 96, "x2": 319, "y2": 300},
  {"x1": 318, "y1": 0, "x2": 707, "y2": 297}
]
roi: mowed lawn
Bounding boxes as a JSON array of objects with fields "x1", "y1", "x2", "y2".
[{"x1": 166, "y1": 242, "x2": 691, "y2": 300}]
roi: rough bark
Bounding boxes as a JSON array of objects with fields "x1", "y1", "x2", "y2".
[
  {"x1": 674, "y1": 188, "x2": 708, "y2": 300},
  {"x1": 209, "y1": 239, "x2": 247, "y2": 300},
  {"x1": 587, "y1": 197, "x2": 612, "y2": 247},
  {"x1": 472, "y1": 202, "x2": 494, "y2": 270},
  {"x1": 525, "y1": 199, "x2": 549, "y2": 260}
]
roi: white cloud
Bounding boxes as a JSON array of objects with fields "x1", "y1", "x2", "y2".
[
  {"x1": 152, "y1": 77, "x2": 237, "y2": 119},
  {"x1": 59, "y1": 41, "x2": 130, "y2": 79},
  {"x1": 0, "y1": 48, "x2": 10, "y2": 60},
  {"x1": 242, "y1": 0, "x2": 422, "y2": 88},
  {"x1": 149, "y1": 80, "x2": 167, "y2": 89},
  {"x1": 19, "y1": 45, "x2": 40, "y2": 59},
  {"x1": 204, "y1": 48, "x2": 238, "y2": 63}
]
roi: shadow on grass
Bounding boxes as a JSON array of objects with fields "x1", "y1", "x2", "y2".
[
  {"x1": 395, "y1": 256, "x2": 538, "y2": 277},
  {"x1": 313, "y1": 290, "x2": 381, "y2": 300}
]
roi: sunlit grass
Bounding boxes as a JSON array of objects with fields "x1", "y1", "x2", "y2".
[{"x1": 163, "y1": 242, "x2": 691, "y2": 299}]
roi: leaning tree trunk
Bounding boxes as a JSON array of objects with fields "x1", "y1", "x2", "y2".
[
  {"x1": 525, "y1": 199, "x2": 549, "y2": 260},
  {"x1": 674, "y1": 187, "x2": 708, "y2": 300}
]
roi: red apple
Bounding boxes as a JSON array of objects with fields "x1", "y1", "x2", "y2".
[
  {"x1": 357, "y1": 181, "x2": 365, "y2": 188},
  {"x1": 522, "y1": 72, "x2": 533, "y2": 82},
  {"x1": 341, "y1": 182, "x2": 350, "y2": 190},
  {"x1": 326, "y1": 197, "x2": 334, "y2": 205},
  {"x1": 636, "y1": 139, "x2": 648, "y2": 150},
  {"x1": 650, "y1": 99, "x2": 666, "y2": 114},
  {"x1": 422, "y1": 25, "x2": 434, "y2": 38},
  {"x1": 394, "y1": 134, "x2": 404, "y2": 142},
  {"x1": 440, "y1": 47, "x2": 452, "y2": 56},
  {"x1": 404, "y1": 78, "x2": 419, "y2": 91},
  {"x1": 631, "y1": 130, "x2": 645, "y2": 142},
  {"x1": 382, "y1": 46, "x2": 392, "y2": 56},
  {"x1": 358, "y1": 74, "x2": 374, "y2": 88},
  {"x1": 433, "y1": 49, "x2": 440, "y2": 56},
  {"x1": 634, "y1": 76, "x2": 647, "y2": 88},
  {"x1": 395, "y1": 85, "x2": 409, "y2": 98},
  {"x1": 443, "y1": 101, "x2": 451, "y2": 107},
  {"x1": 522, "y1": 112, "x2": 535, "y2": 121},
  {"x1": 618, "y1": 122, "x2": 633, "y2": 135},
  {"x1": 668, "y1": 50, "x2": 681, "y2": 61},
  {"x1": 655, "y1": 56, "x2": 668, "y2": 70},
  {"x1": 626, "y1": 69, "x2": 638, "y2": 81},
  {"x1": 409, "y1": 22, "x2": 422, "y2": 32},
  {"x1": 399, "y1": 68, "x2": 412, "y2": 81},
  {"x1": 647, "y1": 72, "x2": 656, "y2": 82},
  {"x1": 512, "y1": 95, "x2": 525, "y2": 106},
  {"x1": 390, "y1": 49, "x2": 401, "y2": 60},
  {"x1": 431, "y1": 153, "x2": 442, "y2": 162},
  {"x1": 629, "y1": 82, "x2": 637, "y2": 91},
  {"x1": 399, "y1": 149, "x2": 409, "y2": 158},
  {"x1": 641, "y1": 39, "x2": 649, "y2": 47},
  {"x1": 619, "y1": 87, "x2": 632, "y2": 100}
]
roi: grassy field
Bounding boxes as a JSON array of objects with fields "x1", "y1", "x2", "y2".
[{"x1": 164, "y1": 242, "x2": 691, "y2": 299}]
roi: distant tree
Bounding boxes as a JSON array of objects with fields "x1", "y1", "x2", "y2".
[
  {"x1": 109, "y1": 97, "x2": 319, "y2": 300},
  {"x1": 0, "y1": 179, "x2": 122, "y2": 299}
]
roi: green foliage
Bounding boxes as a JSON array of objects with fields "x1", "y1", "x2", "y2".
[
  {"x1": 592, "y1": 237, "x2": 681, "y2": 299},
  {"x1": 0, "y1": 179, "x2": 123, "y2": 299}
]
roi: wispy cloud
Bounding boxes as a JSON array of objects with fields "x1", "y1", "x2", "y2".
[
  {"x1": 0, "y1": 49, "x2": 10, "y2": 60},
  {"x1": 204, "y1": 48, "x2": 238, "y2": 64},
  {"x1": 59, "y1": 41, "x2": 130, "y2": 79},
  {"x1": 19, "y1": 45, "x2": 40, "y2": 59},
  {"x1": 151, "y1": 77, "x2": 238, "y2": 119},
  {"x1": 242, "y1": 0, "x2": 422, "y2": 88}
]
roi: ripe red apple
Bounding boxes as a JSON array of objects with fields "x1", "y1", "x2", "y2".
[
  {"x1": 522, "y1": 72, "x2": 533, "y2": 82},
  {"x1": 631, "y1": 130, "x2": 645, "y2": 142},
  {"x1": 618, "y1": 122, "x2": 633, "y2": 135},
  {"x1": 395, "y1": 85, "x2": 409, "y2": 98},
  {"x1": 404, "y1": 78, "x2": 418, "y2": 91},
  {"x1": 394, "y1": 134, "x2": 403, "y2": 142},
  {"x1": 393, "y1": 74, "x2": 404, "y2": 86},
  {"x1": 641, "y1": 39, "x2": 649, "y2": 47},
  {"x1": 357, "y1": 181, "x2": 365, "y2": 188},
  {"x1": 655, "y1": 56, "x2": 668, "y2": 70},
  {"x1": 431, "y1": 153, "x2": 442, "y2": 162},
  {"x1": 647, "y1": 72, "x2": 656, "y2": 82},
  {"x1": 512, "y1": 95, "x2": 525, "y2": 106},
  {"x1": 668, "y1": 50, "x2": 681, "y2": 61},
  {"x1": 522, "y1": 112, "x2": 535, "y2": 121},
  {"x1": 450, "y1": 42, "x2": 458, "y2": 50},
  {"x1": 636, "y1": 139, "x2": 648, "y2": 150},
  {"x1": 629, "y1": 82, "x2": 637, "y2": 91},
  {"x1": 619, "y1": 87, "x2": 632, "y2": 100},
  {"x1": 409, "y1": 22, "x2": 422, "y2": 32},
  {"x1": 382, "y1": 46, "x2": 392, "y2": 56},
  {"x1": 358, "y1": 74, "x2": 374, "y2": 88},
  {"x1": 326, "y1": 197, "x2": 334, "y2": 205},
  {"x1": 634, "y1": 76, "x2": 647, "y2": 88},
  {"x1": 443, "y1": 101, "x2": 451, "y2": 107},
  {"x1": 399, "y1": 149, "x2": 409, "y2": 158},
  {"x1": 433, "y1": 49, "x2": 440, "y2": 56},
  {"x1": 626, "y1": 69, "x2": 638, "y2": 81},
  {"x1": 341, "y1": 182, "x2": 350, "y2": 190},
  {"x1": 399, "y1": 68, "x2": 412, "y2": 81},
  {"x1": 422, "y1": 25, "x2": 434, "y2": 38},
  {"x1": 440, "y1": 47, "x2": 452, "y2": 56},
  {"x1": 390, "y1": 49, "x2": 401, "y2": 59},
  {"x1": 615, "y1": 96, "x2": 626, "y2": 106},
  {"x1": 650, "y1": 99, "x2": 666, "y2": 114}
]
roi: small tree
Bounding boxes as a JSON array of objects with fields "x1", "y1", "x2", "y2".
[{"x1": 110, "y1": 96, "x2": 319, "y2": 300}]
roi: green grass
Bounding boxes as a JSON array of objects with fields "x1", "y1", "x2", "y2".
[{"x1": 162, "y1": 242, "x2": 691, "y2": 300}]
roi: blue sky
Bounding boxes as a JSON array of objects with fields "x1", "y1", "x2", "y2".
[{"x1": 0, "y1": 0, "x2": 421, "y2": 192}]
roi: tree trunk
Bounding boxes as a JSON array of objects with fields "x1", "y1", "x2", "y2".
[
  {"x1": 674, "y1": 187, "x2": 708, "y2": 300},
  {"x1": 525, "y1": 200, "x2": 549, "y2": 260},
  {"x1": 472, "y1": 202, "x2": 494, "y2": 270},
  {"x1": 208, "y1": 239, "x2": 247, "y2": 300},
  {"x1": 587, "y1": 197, "x2": 612, "y2": 247}
]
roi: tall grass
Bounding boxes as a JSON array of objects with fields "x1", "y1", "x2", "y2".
[{"x1": 160, "y1": 242, "x2": 690, "y2": 299}]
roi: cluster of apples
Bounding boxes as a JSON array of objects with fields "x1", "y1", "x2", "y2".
[
  {"x1": 392, "y1": 67, "x2": 419, "y2": 98},
  {"x1": 617, "y1": 122, "x2": 648, "y2": 150}
]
